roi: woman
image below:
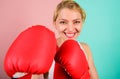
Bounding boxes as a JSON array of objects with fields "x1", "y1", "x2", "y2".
[
  {"x1": 52, "y1": 0, "x2": 99, "y2": 79},
  {"x1": 32, "y1": 0, "x2": 98, "y2": 79}
]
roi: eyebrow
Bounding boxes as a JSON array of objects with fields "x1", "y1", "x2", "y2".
[
  {"x1": 58, "y1": 19, "x2": 67, "y2": 21},
  {"x1": 73, "y1": 18, "x2": 81, "y2": 21}
]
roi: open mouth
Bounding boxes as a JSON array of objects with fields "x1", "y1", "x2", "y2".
[{"x1": 64, "y1": 32, "x2": 77, "y2": 38}]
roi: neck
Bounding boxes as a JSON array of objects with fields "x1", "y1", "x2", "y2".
[{"x1": 57, "y1": 37, "x2": 65, "y2": 47}]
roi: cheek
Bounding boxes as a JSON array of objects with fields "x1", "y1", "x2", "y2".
[
  {"x1": 56, "y1": 25, "x2": 65, "y2": 32},
  {"x1": 77, "y1": 23, "x2": 83, "y2": 31}
]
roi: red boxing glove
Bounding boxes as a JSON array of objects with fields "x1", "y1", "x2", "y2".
[
  {"x1": 54, "y1": 63, "x2": 71, "y2": 79},
  {"x1": 54, "y1": 46, "x2": 70, "y2": 79},
  {"x1": 54, "y1": 40, "x2": 90, "y2": 79},
  {"x1": 4, "y1": 25, "x2": 56, "y2": 78}
]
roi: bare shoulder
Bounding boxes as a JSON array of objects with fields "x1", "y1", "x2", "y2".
[
  {"x1": 80, "y1": 42, "x2": 99, "y2": 79},
  {"x1": 80, "y1": 42, "x2": 89, "y2": 49},
  {"x1": 79, "y1": 42, "x2": 92, "y2": 57}
]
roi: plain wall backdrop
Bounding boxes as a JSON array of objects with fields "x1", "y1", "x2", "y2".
[
  {"x1": 76, "y1": 0, "x2": 120, "y2": 79},
  {"x1": 1, "y1": 0, "x2": 120, "y2": 79}
]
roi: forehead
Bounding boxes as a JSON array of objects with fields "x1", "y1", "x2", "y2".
[{"x1": 57, "y1": 8, "x2": 82, "y2": 20}]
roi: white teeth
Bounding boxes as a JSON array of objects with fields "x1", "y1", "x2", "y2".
[{"x1": 65, "y1": 33, "x2": 75, "y2": 38}]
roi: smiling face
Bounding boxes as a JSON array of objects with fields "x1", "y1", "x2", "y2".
[{"x1": 54, "y1": 8, "x2": 83, "y2": 41}]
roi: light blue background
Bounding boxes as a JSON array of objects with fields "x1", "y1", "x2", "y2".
[{"x1": 75, "y1": 0, "x2": 120, "y2": 79}]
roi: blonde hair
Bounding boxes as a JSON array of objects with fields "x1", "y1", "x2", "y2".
[{"x1": 53, "y1": 0, "x2": 86, "y2": 22}]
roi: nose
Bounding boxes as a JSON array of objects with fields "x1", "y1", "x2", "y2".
[{"x1": 67, "y1": 23, "x2": 74, "y2": 32}]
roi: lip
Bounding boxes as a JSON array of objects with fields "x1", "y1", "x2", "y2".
[{"x1": 64, "y1": 32, "x2": 77, "y2": 38}]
